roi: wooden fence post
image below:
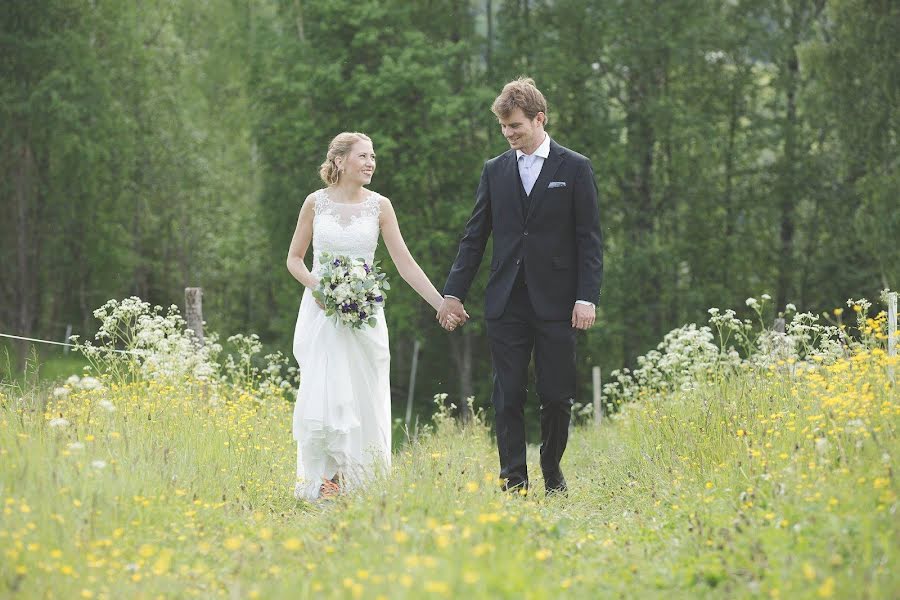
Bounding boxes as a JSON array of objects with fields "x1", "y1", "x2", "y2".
[
  {"x1": 592, "y1": 366, "x2": 602, "y2": 427},
  {"x1": 405, "y1": 339, "x2": 421, "y2": 427},
  {"x1": 63, "y1": 324, "x2": 72, "y2": 354},
  {"x1": 185, "y1": 288, "x2": 204, "y2": 345}
]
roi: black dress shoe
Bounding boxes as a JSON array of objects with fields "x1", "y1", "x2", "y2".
[
  {"x1": 501, "y1": 480, "x2": 529, "y2": 496},
  {"x1": 544, "y1": 476, "x2": 568, "y2": 497}
]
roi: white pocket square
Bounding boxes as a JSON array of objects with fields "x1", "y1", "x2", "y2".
[{"x1": 548, "y1": 181, "x2": 566, "y2": 188}]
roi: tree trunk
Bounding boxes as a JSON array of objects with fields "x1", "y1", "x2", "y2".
[
  {"x1": 620, "y1": 66, "x2": 659, "y2": 365},
  {"x1": 14, "y1": 140, "x2": 37, "y2": 368},
  {"x1": 776, "y1": 9, "x2": 802, "y2": 312}
]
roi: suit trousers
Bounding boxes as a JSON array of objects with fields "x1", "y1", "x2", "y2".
[{"x1": 486, "y1": 270, "x2": 576, "y2": 490}]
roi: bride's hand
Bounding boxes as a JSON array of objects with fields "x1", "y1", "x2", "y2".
[{"x1": 309, "y1": 278, "x2": 325, "y2": 310}]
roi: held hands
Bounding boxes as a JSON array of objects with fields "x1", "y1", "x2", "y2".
[
  {"x1": 437, "y1": 296, "x2": 470, "y2": 332},
  {"x1": 571, "y1": 303, "x2": 596, "y2": 330}
]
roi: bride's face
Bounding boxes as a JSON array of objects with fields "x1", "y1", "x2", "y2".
[{"x1": 337, "y1": 140, "x2": 376, "y2": 186}]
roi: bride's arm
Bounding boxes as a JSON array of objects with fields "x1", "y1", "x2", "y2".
[
  {"x1": 286, "y1": 193, "x2": 320, "y2": 289},
  {"x1": 379, "y1": 197, "x2": 445, "y2": 312}
]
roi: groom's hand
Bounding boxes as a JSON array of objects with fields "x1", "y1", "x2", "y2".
[
  {"x1": 438, "y1": 296, "x2": 468, "y2": 331},
  {"x1": 572, "y1": 303, "x2": 596, "y2": 330}
]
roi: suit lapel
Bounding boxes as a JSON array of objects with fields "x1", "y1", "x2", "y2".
[
  {"x1": 504, "y1": 150, "x2": 526, "y2": 224},
  {"x1": 525, "y1": 141, "x2": 565, "y2": 223}
]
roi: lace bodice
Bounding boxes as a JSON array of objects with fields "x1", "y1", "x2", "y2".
[{"x1": 311, "y1": 188, "x2": 382, "y2": 273}]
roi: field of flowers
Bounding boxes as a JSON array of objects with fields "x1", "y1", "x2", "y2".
[{"x1": 1, "y1": 296, "x2": 898, "y2": 598}]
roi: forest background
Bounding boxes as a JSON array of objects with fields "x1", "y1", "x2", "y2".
[{"x1": 2, "y1": 0, "x2": 897, "y2": 422}]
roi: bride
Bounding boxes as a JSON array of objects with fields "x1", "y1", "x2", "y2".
[{"x1": 286, "y1": 132, "x2": 464, "y2": 501}]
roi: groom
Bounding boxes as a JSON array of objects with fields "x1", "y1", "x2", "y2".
[{"x1": 439, "y1": 77, "x2": 603, "y2": 494}]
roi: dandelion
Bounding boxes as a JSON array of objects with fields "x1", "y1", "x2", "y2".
[
  {"x1": 282, "y1": 538, "x2": 302, "y2": 551},
  {"x1": 224, "y1": 537, "x2": 242, "y2": 550},
  {"x1": 535, "y1": 549, "x2": 552, "y2": 561},
  {"x1": 465, "y1": 481, "x2": 479, "y2": 493}
]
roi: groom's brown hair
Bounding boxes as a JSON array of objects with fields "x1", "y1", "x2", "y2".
[{"x1": 491, "y1": 77, "x2": 549, "y2": 125}]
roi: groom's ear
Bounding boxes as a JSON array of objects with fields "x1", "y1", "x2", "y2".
[{"x1": 535, "y1": 111, "x2": 546, "y2": 128}]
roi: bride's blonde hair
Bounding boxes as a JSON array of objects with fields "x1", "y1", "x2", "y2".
[{"x1": 319, "y1": 132, "x2": 372, "y2": 185}]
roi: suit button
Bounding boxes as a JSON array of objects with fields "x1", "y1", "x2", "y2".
[
  {"x1": 524, "y1": 231, "x2": 529, "y2": 236},
  {"x1": 516, "y1": 259, "x2": 521, "y2": 265}
]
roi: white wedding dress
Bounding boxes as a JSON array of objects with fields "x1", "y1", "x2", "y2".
[{"x1": 291, "y1": 188, "x2": 392, "y2": 501}]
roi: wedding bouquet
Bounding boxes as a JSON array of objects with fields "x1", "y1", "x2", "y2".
[{"x1": 313, "y1": 253, "x2": 390, "y2": 329}]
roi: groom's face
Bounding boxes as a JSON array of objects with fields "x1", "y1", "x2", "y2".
[{"x1": 498, "y1": 107, "x2": 545, "y2": 154}]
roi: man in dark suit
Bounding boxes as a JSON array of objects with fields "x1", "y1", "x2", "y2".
[{"x1": 438, "y1": 77, "x2": 603, "y2": 495}]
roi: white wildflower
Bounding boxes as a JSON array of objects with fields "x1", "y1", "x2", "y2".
[
  {"x1": 91, "y1": 460, "x2": 107, "y2": 469},
  {"x1": 52, "y1": 387, "x2": 69, "y2": 398},
  {"x1": 68, "y1": 442, "x2": 85, "y2": 451},
  {"x1": 78, "y1": 376, "x2": 102, "y2": 390},
  {"x1": 66, "y1": 375, "x2": 81, "y2": 386},
  {"x1": 98, "y1": 399, "x2": 116, "y2": 413},
  {"x1": 48, "y1": 417, "x2": 70, "y2": 428}
]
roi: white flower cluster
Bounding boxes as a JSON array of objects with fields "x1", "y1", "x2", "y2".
[
  {"x1": 220, "y1": 333, "x2": 300, "y2": 400},
  {"x1": 72, "y1": 297, "x2": 222, "y2": 383},
  {"x1": 599, "y1": 293, "x2": 889, "y2": 411},
  {"x1": 70, "y1": 297, "x2": 300, "y2": 404},
  {"x1": 313, "y1": 253, "x2": 389, "y2": 329}
]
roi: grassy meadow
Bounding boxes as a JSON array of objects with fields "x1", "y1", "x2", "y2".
[
  {"x1": 0, "y1": 299, "x2": 900, "y2": 599},
  {"x1": 1, "y1": 340, "x2": 897, "y2": 599}
]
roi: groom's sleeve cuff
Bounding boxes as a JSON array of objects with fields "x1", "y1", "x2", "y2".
[
  {"x1": 444, "y1": 295, "x2": 462, "y2": 301},
  {"x1": 575, "y1": 300, "x2": 595, "y2": 308}
]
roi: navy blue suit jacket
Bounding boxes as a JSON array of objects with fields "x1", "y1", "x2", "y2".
[{"x1": 444, "y1": 139, "x2": 603, "y2": 321}]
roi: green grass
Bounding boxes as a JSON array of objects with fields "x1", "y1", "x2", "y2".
[
  {"x1": 1, "y1": 349, "x2": 897, "y2": 598},
  {"x1": 0, "y1": 341, "x2": 89, "y2": 386}
]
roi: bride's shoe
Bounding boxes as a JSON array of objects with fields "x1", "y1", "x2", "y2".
[{"x1": 319, "y1": 477, "x2": 341, "y2": 499}]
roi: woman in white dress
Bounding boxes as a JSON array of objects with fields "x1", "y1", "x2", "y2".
[{"x1": 286, "y1": 132, "x2": 463, "y2": 501}]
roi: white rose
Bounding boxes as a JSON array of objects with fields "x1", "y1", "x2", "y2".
[{"x1": 333, "y1": 283, "x2": 351, "y2": 302}]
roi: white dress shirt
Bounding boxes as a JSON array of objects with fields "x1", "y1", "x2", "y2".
[{"x1": 516, "y1": 132, "x2": 551, "y2": 196}]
